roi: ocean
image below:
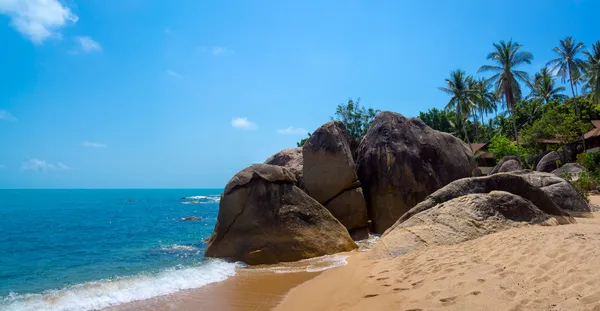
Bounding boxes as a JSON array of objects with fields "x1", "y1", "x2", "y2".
[{"x1": 0, "y1": 189, "x2": 239, "y2": 311}]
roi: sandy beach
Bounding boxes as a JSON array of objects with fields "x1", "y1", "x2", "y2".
[{"x1": 106, "y1": 196, "x2": 600, "y2": 311}]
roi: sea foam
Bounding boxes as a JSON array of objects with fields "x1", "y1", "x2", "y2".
[{"x1": 0, "y1": 259, "x2": 237, "y2": 311}]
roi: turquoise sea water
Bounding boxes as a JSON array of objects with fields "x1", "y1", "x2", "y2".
[{"x1": 0, "y1": 189, "x2": 238, "y2": 311}]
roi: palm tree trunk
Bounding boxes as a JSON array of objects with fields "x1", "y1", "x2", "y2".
[
  {"x1": 510, "y1": 107, "x2": 521, "y2": 161},
  {"x1": 504, "y1": 83, "x2": 521, "y2": 161},
  {"x1": 480, "y1": 109, "x2": 485, "y2": 141},
  {"x1": 472, "y1": 112, "x2": 479, "y2": 142},
  {"x1": 569, "y1": 65, "x2": 586, "y2": 152}
]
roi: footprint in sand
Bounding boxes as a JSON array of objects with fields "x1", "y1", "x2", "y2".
[
  {"x1": 393, "y1": 287, "x2": 410, "y2": 292},
  {"x1": 364, "y1": 294, "x2": 379, "y2": 298},
  {"x1": 468, "y1": 291, "x2": 481, "y2": 296},
  {"x1": 376, "y1": 277, "x2": 390, "y2": 281},
  {"x1": 439, "y1": 296, "x2": 458, "y2": 306},
  {"x1": 405, "y1": 309, "x2": 423, "y2": 311},
  {"x1": 378, "y1": 270, "x2": 389, "y2": 274},
  {"x1": 411, "y1": 280, "x2": 424, "y2": 288},
  {"x1": 477, "y1": 278, "x2": 486, "y2": 283}
]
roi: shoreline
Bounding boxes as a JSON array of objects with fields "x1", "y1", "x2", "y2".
[
  {"x1": 106, "y1": 198, "x2": 600, "y2": 311},
  {"x1": 104, "y1": 267, "x2": 323, "y2": 311}
]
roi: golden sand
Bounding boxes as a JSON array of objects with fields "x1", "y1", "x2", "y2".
[{"x1": 107, "y1": 196, "x2": 600, "y2": 311}]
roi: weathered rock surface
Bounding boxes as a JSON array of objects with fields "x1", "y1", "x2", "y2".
[
  {"x1": 552, "y1": 163, "x2": 585, "y2": 181},
  {"x1": 303, "y1": 121, "x2": 358, "y2": 203},
  {"x1": 536, "y1": 151, "x2": 561, "y2": 172},
  {"x1": 394, "y1": 172, "x2": 582, "y2": 229},
  {"x1": 323, "y1": 187, "x2": 369, "y2": 240},
  {"x1": 356, "y1": 111, "x2": 475, "y2": 233},
  {"x1": 489, "y1": 156, "x2": 521, "y2": 175},
  {"x1": 303, "y1": 121, "x2": 369, "y2": 236},
  {"x1": 205, "y1": 164, "x2": 357, "y2": 265},
  {"x1": 265, "y1": 147, "x2": 305, "y2": 189},
  {"x1": 370, "y1": 191, "x2": 558, "y2": 258},
  {"x1": 511, "y1": 170, "x2": 591, "y2": 216}
]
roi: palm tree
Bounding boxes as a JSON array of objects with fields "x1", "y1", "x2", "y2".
[
  {"x1": 439, "y1": 69, "x2": 476, "y2": 145},
  {"x1": 474, "y1": 78, "x2": 496, "y2": 139},
  {"x1": 582, "y1": 41, "x2": 600, "y2": 104},
  {"x1": 526, "y1": 67, "x2": 567, "y2": 104},
  {"x1": 546, "y1": 37, "x2": 586, "y2": 117},
  {"x1": 478, "y1": 40, "x2": 533, "y2": 160}
]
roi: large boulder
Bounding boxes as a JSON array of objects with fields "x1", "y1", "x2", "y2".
[
  {"x1": 393, "y1": 172, "x2": 582, "y2": 230},
  {"x1": 370, "y1": 191, "x2": 558, "y2": 258},
  {"x1": 303, "y1": 121, "x2": 369, "y2": 237},
  {"x1": 552, "y1": 163, "x2": 585, "y2": 181},
  {"x1": 265, "y1": 147, "x2": 304, "y2": 189},
  {"x1": 511, "y1": 170, "x2": 591, "y2": 217},
  {"x1": 204, "y1": 164, "x2": 357, "y2": 265},
  {"x1": 536, "y1": 151, "x2": 561, "y2": 172},
  {"x1": 489, "y1": 156, "x2": 521, "y2": 175},
  {"x1": 356, "y1": 111, "x2": 475, "y2": 233}
]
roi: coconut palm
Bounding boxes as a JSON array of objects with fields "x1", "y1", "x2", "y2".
[
  {"x1": 474, "y1": 78, "x2": 497, "y2": 139},
  {"x1": 582, "y1": 41, "x2": 600, "y2": 104},
  {"x1": 478, "y1": 40, "x2": 533, "y2": 160},
  {"x1": 439, "y1": 69, "x2": 477, "y2": 145},
  {"x1": 546, "y1": 37, "x2": 586, "y2": 117},
  {"x1": 526, "y1": 67, "x2": 567, "y2": 104}
]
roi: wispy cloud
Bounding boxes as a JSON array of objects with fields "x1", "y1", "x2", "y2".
[
  {"x1": 75, "y1": 36, "x2": 102, "y2": 53},
  {"x1": 82, "y1": 141, "x2": 107, "y2": 148},
  {"x1": 22, "y1": 159, "x2": 71, "y2": 171},
  {"x1": 0, "y1": 110, "x2": 17, "y2": 122},
  {"x1": 277, "y1": 126, "x2": 308, "y2": 135},
  {"x1": 198, "y1": 45, "x2": 234, "y2": 56},
  {"x1": 231, "y1": 117, "x2": 257, "y2": 130},
  {"x1": 166, "y1": 70, "x2": 182, "y2": 78},
  {"x1": 0, "y1": 0, "x2": 78, "y2": 43}
]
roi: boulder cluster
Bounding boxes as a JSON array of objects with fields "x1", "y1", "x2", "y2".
[{"x1": 204, "y1": 111, "x2": 591, "y2": 265}]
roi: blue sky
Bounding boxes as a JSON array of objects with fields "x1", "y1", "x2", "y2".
[{"x1": 0, "y1": 0, "x2": 597, "y2": 188}]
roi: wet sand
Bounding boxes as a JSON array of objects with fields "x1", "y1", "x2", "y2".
[{"x1": 105, "y1": 269, "x2": 321, "y2": 311}]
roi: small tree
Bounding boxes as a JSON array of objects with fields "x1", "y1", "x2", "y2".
[
  {"x1": 488, "y1": 135, "x2": 518, "y2": 161},
  {"x1": 296, "y1": 132, "x2": 311, "y2": 147},
  {"x1": 332, "y1": 98, "x2": 379, "y2": 149}
]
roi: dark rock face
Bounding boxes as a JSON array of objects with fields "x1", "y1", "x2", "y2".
[
  {"x1": 392, "y1": 172, "x2": 584, "y2": 233},
  {"x1": 489, "y1": 156, "x2": 521, "y2": 175},
  {"x1": 356, "y1": 111, "x2": 476, "y2": 233},
  {"x1": 536, "y1": 151, "x2": 561, "y2": 172},
  {"x1": 370, "y1": 191, "x2": 557, "y2": 258},
  {"x1": 205, "y1": 164, "x2": 357, "y2": 265},
  {"x1": 265, "y1": 147, "x2": 305, "y2": 189},
  {"x1": 303, "y1": 121, "x2": 369, "y2": 237},
  {"x1": 552, "y1": 163, "x2": 585, "y2": 181}
]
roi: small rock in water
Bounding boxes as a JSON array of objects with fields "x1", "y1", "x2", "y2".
[
  {"x1": 181, "y1": 197, "x2": 187, "y2": 200},
  {"x1": 181, "y1": 216, "x2": 202, "y2": 221},
  {"x1": 127, "y1": 199, "x2": 135, "y2": 203}
]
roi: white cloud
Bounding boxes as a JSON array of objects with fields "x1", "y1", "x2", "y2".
[
  {"x1": 199, "y1": 45, "x2": 234, "y2": 56},
  {"x1": 75, "y1": 36, "x2": 101, "y2": 52},
  {"x1": 0, "y1": 0, "x2": 78, "y2": 43},
  {"x1": 166, "y1": 69, "x2": 182, "y2": 78},
  {"x1": 277, "y1": 126, "x2": 308, "y2": 135},
  {"x1": 231, "y1": 117, "x2": 257, "y2": 130},
  {"x1": 0, "y1": 110, "x2": 17, "y2": 121},
  {"x1": 82, "y1": 141, "x2": 106, "y2": 148},
  {"x1": 21, "y1": 159, "x2": 71, "y2": 171}
]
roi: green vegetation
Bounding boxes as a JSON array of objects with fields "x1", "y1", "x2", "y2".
[
  {"x1": 488, "y1": 136, "x2": 518, "y2": 161},
  {"x1": 298, "y1": 37, "x2": 600, "y2": 174}
]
